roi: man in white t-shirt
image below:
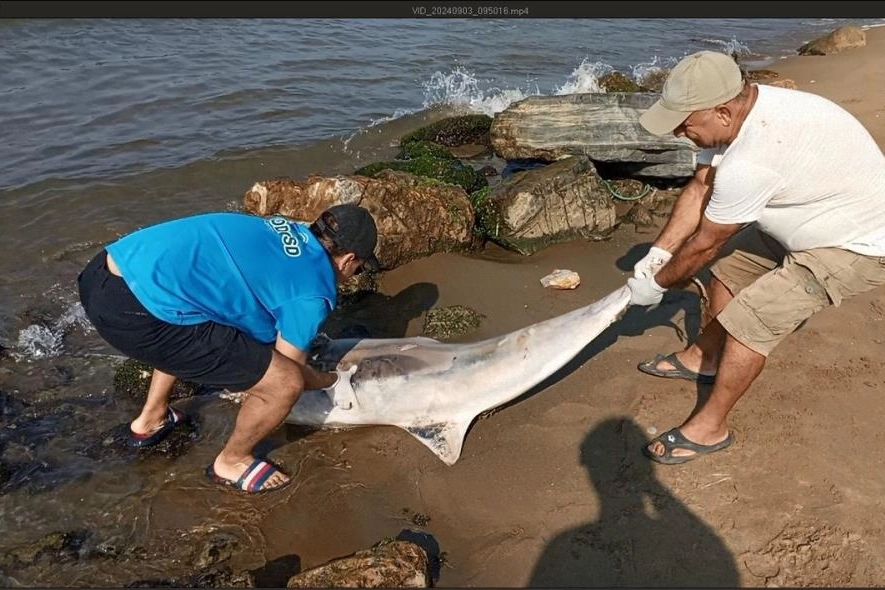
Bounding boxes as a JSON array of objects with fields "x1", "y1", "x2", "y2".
[{"x1": 626, "y1": 50, "x2": 885, "y2": 464}]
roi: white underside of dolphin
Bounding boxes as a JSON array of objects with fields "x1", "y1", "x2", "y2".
[{"x1": 284, "y1": 285, "x2": 631, "y2": 465}]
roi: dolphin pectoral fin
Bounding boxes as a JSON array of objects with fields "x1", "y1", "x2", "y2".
[{"x1": 401, "y1": 420, "x2": 471, "y2": 466}]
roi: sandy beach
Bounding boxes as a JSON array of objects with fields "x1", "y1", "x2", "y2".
[{"x1": 284, "y1": 25, "x2": 885, "y2": 587}]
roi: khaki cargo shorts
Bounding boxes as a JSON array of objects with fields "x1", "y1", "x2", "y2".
[{"x1": 711, "y1": 224, "x2": 885, "y2": 356}]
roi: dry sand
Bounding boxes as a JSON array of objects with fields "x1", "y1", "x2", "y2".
[{"x1": 164, "y1": 26, "x2": 885, "y2": 587}]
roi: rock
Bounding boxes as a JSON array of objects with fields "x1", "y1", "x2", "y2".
[
  {"x1": 355, "y1": 140, "x2": 486, "y2": 194},
  {"x1": 767, "y1": 79, "x2": 798, "y2": 90},
  {"x1": 287, "y1": 539, "x2": 430, "y2": 588},
  {"x1": 598, "y1": 71, "x2": 649, "y2": 93},
  {"x1": 475, "y1": 156, "x2": 617, "y2": 255},
  {"x1": 1, "y1": 530, "x2": 88, "y2": 568},
  {"x1": 127, "y1": 567, "x2": 255, "y2": 588},
  {"x1": 540, "y1": 269, "x2": 581, "y2": 290},
  {"x1": 490, "y1": 92, "x2": 697, "y2": 179},
  {"x1": 743, "y1": 68, "x2": 779, "y2": 81},
  {"x1": 243, "y1": 172, "x2": 475, "y2": 270},
  {"x1": 401, "y1": 115, "x2": 492, "y2": 149},
  {"x1": 798, "y1": 25, "x2": 866, "y2": 56},
  {"x1": 448, "y1": 143, "x2": 491, "y2": 159}
]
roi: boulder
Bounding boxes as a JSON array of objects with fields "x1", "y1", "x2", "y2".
[
  {"x1": 243, "y1": 171, "x2": 475, "y2": 270},
  {"x1": 798, "y1": 25, "x2": 866, "y2": 56},
  {"x1": 490, "y1": 93, "x2": 697, "y2": 179},
  {"x1": 287, "y1": 540, "x2": 430, "y2": 588},
  {"x1": 475, "y1": 156, "x2": 618, "y2": 255}
]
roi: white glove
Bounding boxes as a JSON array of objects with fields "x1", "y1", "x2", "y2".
[
  {"x1": 322, "y1": 365, "x2": 358, "y2": 410},
  {"x1": 633, "y1": 246, "x2": 672, "y2": 279},
  {"x1": 627, "y1": 275, "x2": 667, "y2": 307}
]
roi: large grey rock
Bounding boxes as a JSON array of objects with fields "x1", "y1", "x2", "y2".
[{"x1": 490, "y1": 93, "x2": 697, "y2": 179}]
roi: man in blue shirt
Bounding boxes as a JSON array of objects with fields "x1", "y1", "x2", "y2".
[{"x1": 78, "y1": 204, "x2": 380, "y2": 493}]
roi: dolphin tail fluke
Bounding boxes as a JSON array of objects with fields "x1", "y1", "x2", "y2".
[{"x1": 401, "y1": 419, "x2": 471, "y2": 466}]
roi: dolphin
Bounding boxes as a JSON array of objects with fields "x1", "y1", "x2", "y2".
[{"x1": 285, "y1": 285, "x2": 631, "y2": 465}]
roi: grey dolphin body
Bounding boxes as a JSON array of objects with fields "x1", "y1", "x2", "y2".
[{"x1": 285, "y1": 285, "x2": 631, "y2": 465}]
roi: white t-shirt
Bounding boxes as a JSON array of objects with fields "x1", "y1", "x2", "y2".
[{"x1": 700, "y1": 84, "x2": 885, "y2": 256}]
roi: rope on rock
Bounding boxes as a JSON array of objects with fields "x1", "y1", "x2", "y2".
[{"x1": 601, "y1": 178, "x2": 654, "y2": 201}]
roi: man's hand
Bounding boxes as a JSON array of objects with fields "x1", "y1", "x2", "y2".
[
  {"x1": 323, "y1": 365, "x2": 359, "y2": 410},
  {"x1": 633, "y1": 246, "x2": 672, "y2": 279},
  {"x1": 627, "y1": 275, "x2": 667, "y2": 306}
]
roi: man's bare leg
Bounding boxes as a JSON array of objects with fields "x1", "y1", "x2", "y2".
[
  {"x1": 646, "y1": 333, "x2": 765, "y2": 459},
  {"x1": 212, "y1": 351, "x2": 303, "y2": 489},
  {"x1": 130, "y1": 369, "x2": 177, "y2": 435},
  {"x1": 648, "y1": 276, "x2": 734, "y2": 376}
]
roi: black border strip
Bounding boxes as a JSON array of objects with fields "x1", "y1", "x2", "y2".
[{"x1": 0, "y1": 2, "x2": 881, "y2": 19}]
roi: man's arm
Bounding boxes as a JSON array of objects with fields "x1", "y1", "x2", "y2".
[
  {"x1": 275, "y1": 333, "x2": 336, "y2": 390},
  {"x1": 653, "y1": 164, "x2": 716, "y2": 253},
  {"x1": 654, "y1": 215, "x2": 743, "y2": 289}
]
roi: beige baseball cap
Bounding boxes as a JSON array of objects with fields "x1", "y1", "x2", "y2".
[{"x1": 640, "y1": 50, "x2": 743, "y2": 136}]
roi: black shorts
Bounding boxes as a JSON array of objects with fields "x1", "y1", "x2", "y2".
[{"x1": 77, "y1": 250, "x2": 273, "y2": 392}]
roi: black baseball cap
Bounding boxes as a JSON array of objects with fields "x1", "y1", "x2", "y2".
[{"x1": 317, "y1": 204, "x2": 380, "y2": 272}]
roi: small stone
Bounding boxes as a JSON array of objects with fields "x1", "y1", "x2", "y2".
[{"x1": 540, "y1": 269, "x2": 580, "y2": 290}]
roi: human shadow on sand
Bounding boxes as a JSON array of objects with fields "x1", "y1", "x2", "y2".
[
  {"x1": 530, "y1": 417, "x2": 739, "y2": 587},
  {"x1": 320, "y1": 281, "x2": 440, "y2": 340}
]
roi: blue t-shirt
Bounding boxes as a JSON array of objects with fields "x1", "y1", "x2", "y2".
[{"x1": 106, "y1": 212, "x2": 337, "y2": 349}]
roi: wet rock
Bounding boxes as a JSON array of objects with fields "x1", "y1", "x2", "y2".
[
  {"x1": 598, "y1": 71, "x2": 649, "y2": 93},
  {"x1": 195, "y1": 532, "x2": 239, "y2": 569},
  {"x1": 478, "y1": 165, "x2": 499, "y2": 177},
  {"x1": 127, "y1": 566, "x2": 255, "y2": 588},
  {"x1": 286, "y1": 539, "x2": 430, "y2": 588},
  {"x1": 356, "y1": 140, "x2": 487, "y2": 194},
  {"x1": 114, "y1": 359, "x2": 202, "y2": 401},
  {"x1": 0, "y1": 530, "x2": 89, "y2": 569},
  {"x1": 400, "y1": 114, "x2": 492, "y2": 149},
  {"x1": 0, "y1": 390, "x2": 28, "y2": 419},
  {"x1": 448, "y1": 143, "x2": 490, "y2": 159},
  {"x1": 540, "y1": 269, "x2": 581, "y2": 290},
  {"x1": 92, "y1": 536, "x2": 148, "y2": 560},
  {"x1": 637, "y1": 68, "x2": 669, "y2": 93},
  {"x1": 422, "y1": 305, "x2": 483, "y2": 340}
]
